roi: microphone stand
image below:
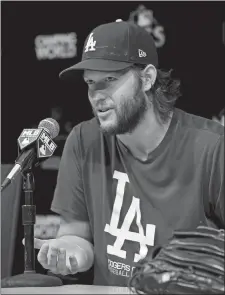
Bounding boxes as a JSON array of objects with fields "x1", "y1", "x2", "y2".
[{"x1": 1, "y1": 168, "x2": 62, "y2": 288}]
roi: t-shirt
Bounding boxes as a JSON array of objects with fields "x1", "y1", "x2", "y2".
[{"x1": 51, "y1": 107, "x2": 224, "y2": 286}]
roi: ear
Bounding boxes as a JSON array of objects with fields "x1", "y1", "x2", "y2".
[{"x1": 141, "y1": 64, "x2": 157, "y2": 92}]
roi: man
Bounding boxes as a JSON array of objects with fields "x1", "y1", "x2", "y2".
[{"x1": 33, "y1": 20, "x2": 224, "y2": 287}]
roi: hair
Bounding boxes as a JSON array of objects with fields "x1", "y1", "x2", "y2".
[
  {"x1": 219, "y1": 107, "x2": 224, "y2": 117},
  {"x1": 131, "y1": 64, "x2": 182, "y2": 124}
]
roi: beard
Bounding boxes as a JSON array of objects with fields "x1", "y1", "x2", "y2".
[{"x1": 91, "y1": 81, "x2": 149, "y2": 136}]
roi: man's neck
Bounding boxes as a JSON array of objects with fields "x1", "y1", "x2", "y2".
[{"x1": 117, "y1": 108, "x2": 173, "y2": 161}]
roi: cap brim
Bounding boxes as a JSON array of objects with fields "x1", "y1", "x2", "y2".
[{"x1": 59, "y1": 59, "x2": 133, "y2": 80}]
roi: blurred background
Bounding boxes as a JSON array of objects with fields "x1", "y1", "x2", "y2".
[{"x1": 1, "y1": 0, "x2": 225, "y2": 283}]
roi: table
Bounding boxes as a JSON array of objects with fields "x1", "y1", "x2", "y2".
[{"x1": 1, "y1": 285, "x2": 134, "y2": 294}]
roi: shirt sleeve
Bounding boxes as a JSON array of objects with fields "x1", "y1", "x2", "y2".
[
  {"x1": 208, "y1": 135, "x2": 224, "y2": 228},
  {"x1": 51, "y1": 124, "x2": 89, "y2": 222}
]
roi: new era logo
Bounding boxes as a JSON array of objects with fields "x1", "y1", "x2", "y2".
[{"x1": 138, "y1": 49, "x2": 147, "y2": 57}]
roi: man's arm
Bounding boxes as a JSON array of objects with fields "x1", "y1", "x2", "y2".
[
  {"x1": 208, "y1": 135, "x2": 224, "y2": 228},
  {"x1": 57, "y1": 215, "x2": 92, "y2": 242},
  {"x1": 34, "y1": 124, "x2": 95, "y2": 274},
  {"x1": 51, "y1": 124, "x2": 88, "y2": 221}
]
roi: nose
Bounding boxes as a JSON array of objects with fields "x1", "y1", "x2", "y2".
[{"x1": 92, "y1": 81, "x2": 108, "y2": 91}]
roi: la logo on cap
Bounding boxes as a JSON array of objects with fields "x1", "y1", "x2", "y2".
[{"x1": 84, "y1": 33, "x2": 96, "y2": 52}]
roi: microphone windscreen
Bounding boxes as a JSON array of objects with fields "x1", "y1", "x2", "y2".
[{"x1": 38, "y1": 118, "x2": 60, "y2": 139}]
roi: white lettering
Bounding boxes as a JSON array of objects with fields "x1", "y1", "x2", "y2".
[
  {"x1": 22, "y1": 129, "x2": 38, "y2": 136},
  {"x1": 153, "y1": 26, "x2": 166, "y2": 48},
  {"x1": 104, "y1": 171, "x2": 156, "y2": 262},
  {"x1": 40, "y1": 132, "x2": 50, "y2": 144},
  {"x1": 35, "y1": 33, "x2": 77, "y2": 60},
  {"x1": 49, "y1": 142, "x2": 56, "y2": 151},
  {"x1": 40, "y1": 132, "x2": 56, "y2": 151},
  {"x1": 84, "y1": 33, "x2": 96, "y2": 52}
]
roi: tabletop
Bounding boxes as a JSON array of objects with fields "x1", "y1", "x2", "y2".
[{"x1": 1, "y1": 284, "x2": 134, "y2": 294}]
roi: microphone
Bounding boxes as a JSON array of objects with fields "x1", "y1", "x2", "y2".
[
  {"x1": 1, "y1": 118, "x2": 60, "y2": 192},
  {"x1": 1, "y1": 117, "x2": 63, "y2": 288}
]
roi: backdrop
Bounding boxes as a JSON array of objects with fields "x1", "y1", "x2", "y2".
[
  {"x1": 1, "y1": 0, "x2": 225, "y2": 277},
  {"x1": 2, "y1": 1, "x2": 225, "y2": 163}
]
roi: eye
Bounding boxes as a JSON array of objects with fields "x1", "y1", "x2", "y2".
[{"x1": 105, "y1": 77, "x2": 117, "y2": 82}]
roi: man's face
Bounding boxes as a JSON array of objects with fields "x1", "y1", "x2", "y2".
[{"x1": 83, "y1": 68, "x2": 149, "y2": 135}]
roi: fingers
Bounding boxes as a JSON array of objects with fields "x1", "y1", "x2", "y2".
[
  {"x1": 69, "y1": 255, "x2": 78, "y2": 274},
  {"x1": 47, "y1": 247, "x2": 58, "y2": 271},
  {"x1": 37, "y1": 243, "x2": 49, "y2": 269},
  {"x1": 36, "y1": 240, "x2": 79, "y2": 276},
  {"x1": 56, "y1": 248, "x2": 67, "y2": 275},
  {"x1": 22, "y1": 238, "x2": 48, "y2": 249},
  {"x1": 34, "y1": 238, "x2": 48, "y2": 249},
  {"x1": 53, "y1": 249, "x2": 78, "y2": 275}
]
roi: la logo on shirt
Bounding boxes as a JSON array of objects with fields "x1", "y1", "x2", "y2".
[{"x1": 104, "y1": 171, "x2": 156, "y2": 263}]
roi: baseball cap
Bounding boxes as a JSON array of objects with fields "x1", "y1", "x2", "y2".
[{"x1": 59, "y1": 20, "x2": 158, "y2": 80}]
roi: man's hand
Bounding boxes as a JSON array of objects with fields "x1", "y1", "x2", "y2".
[{"x1": 22, "y1": 237, "x2": 80, "y2": 275}]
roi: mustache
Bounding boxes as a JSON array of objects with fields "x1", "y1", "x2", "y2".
[
  {"x1": 96, "y1": 103, "x2": 114, "y2": 109},
  {"x1": 91, "y1": 99, "x2": 114, "y2": 111}
]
